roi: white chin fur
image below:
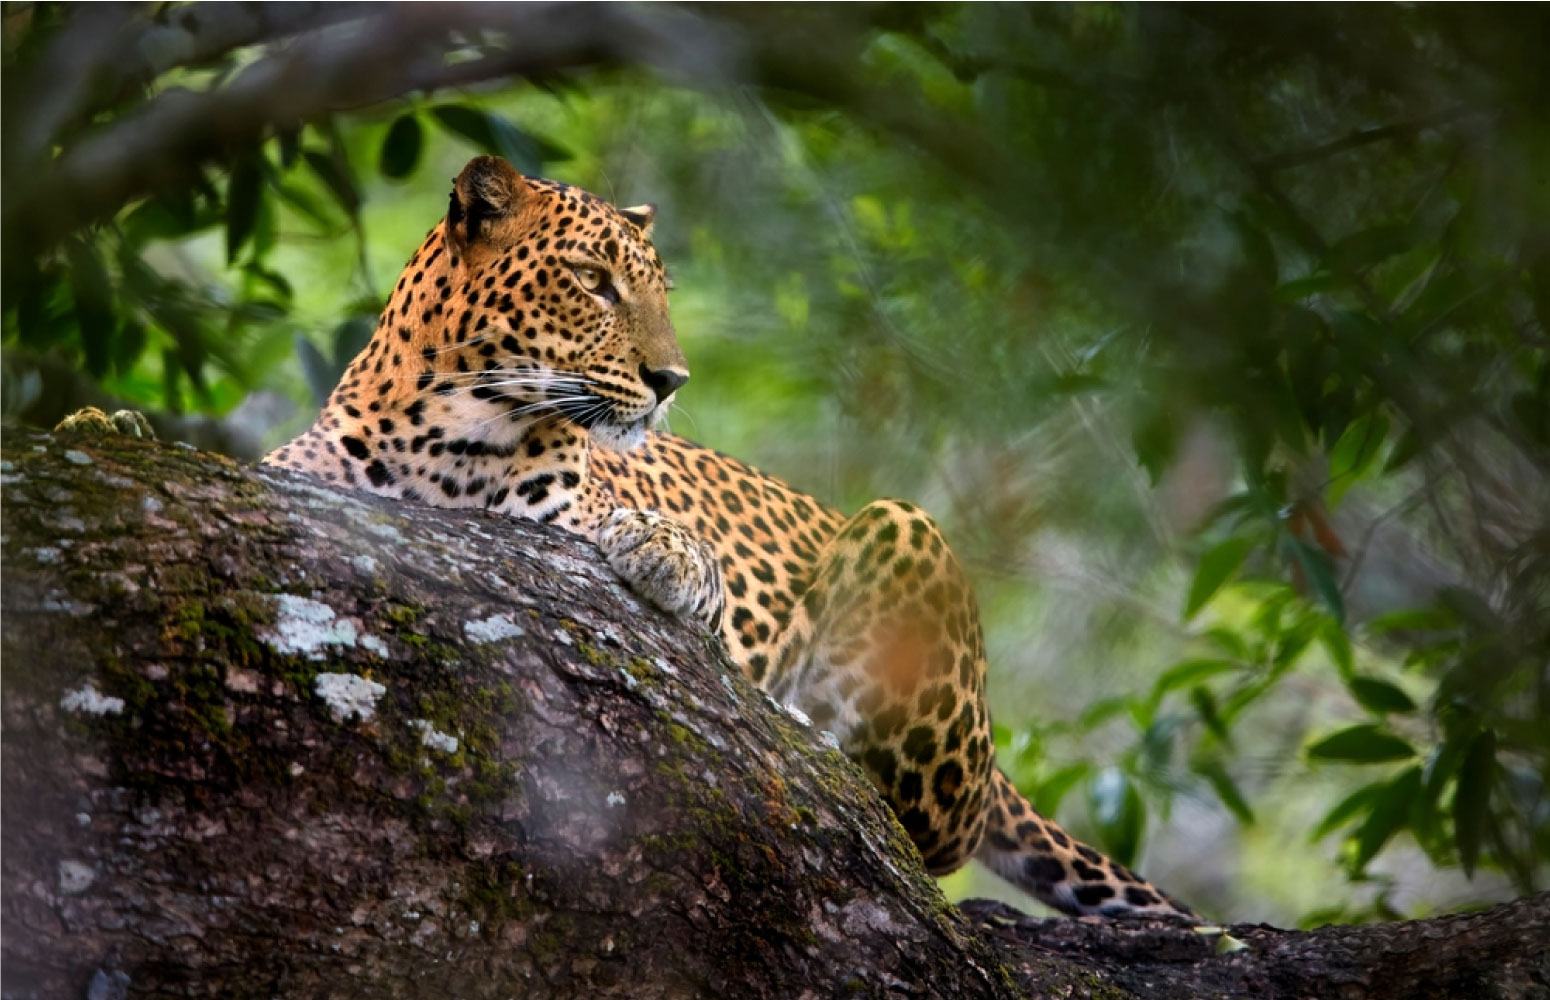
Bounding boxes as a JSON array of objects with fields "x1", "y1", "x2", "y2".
[{"x1": 589, "y1": 419, "x2": 647, "y2": 452}]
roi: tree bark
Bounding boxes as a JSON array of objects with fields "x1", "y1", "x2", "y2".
[{"x1": 2, "y1": 427, "x2": 1545, "y2": 1000}]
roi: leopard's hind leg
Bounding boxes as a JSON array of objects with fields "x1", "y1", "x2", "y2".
[{"x1": 765, "y1": 499, "x2": 1195, "y2": 918}]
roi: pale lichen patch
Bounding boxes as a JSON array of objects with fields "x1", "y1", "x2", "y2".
[
  {"x1": 57, "y1": 859, "x2": 96, "y2": 894},
  {"x1": 60, "y1": 684, "x2": 125, "y2": 716},
  {"x1": 606, "y1": 791, "x2": 627, "y2": 807},
  {"x1": 314, "y1": 672, "x2": 387, "y2": 723},
  {"x1": 359, "y1": 634, "x2": 389, "y2": 657},
  {"x1": 409, "y1": 719, "x2": 459, "y2": 754},
  {"x1": 464, "y1": 614, "x2": 524, "y2": 644},
  {"x1": 263, "y1": 594, "x2": 358, "y2": 660},
  {"x1": 63, "y1": 449, "x2": 93, "y2": 466}
]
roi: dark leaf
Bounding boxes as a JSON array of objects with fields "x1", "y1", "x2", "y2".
[
  {"x1": 431, "y1": 104, "x2": 545, "y2": 175},
  {"x1": 1322, "y1": 222, "x2": 1419, "y2": 275},
  {"x1": 332, "y1": 316, "x2": 376, "y2": 371},
  {"x1": 66, "y1": 239, "x2": 116, "y2": 377},
  {"x1": 1315, "y1": 781, "x2": 1386, "y2": 839},
  {"x1": 1382, "y1": 424, "x2": 1424, "y2": 472},
  {"x1": 1347, "y1": 676, "x2": 1417, "y2": 715},
  {"x1": 112, "y1": 318, "x2": 146, "y2": 375},
  {"x1": 1453, "y1": 730, "x2": 1496, "y2": 876},
  {"x1": 1308, "y1": 724, "x2": 1415, "y2": 763},
  {"x1": 295, "y1": 333, "x2": 337, "y2": 408},
  {"x1": 226, "y1": 155, "x2": 264, "y2": 265},
  {"x1": 1353, "y1": 766, "x2": 1422, "y2": 871},
  {"x1": 1190, "y1": 685, "x2": 1229, "y2": 742},
  {"x1": 380, "y1": 113, "x2": 424, "y2": 180},
  {"x1": 304, "y1": 148, "x2": 360, "y2": 217},
  {"x1": 1132, "y1": 400, "x2": 1176, "y2": 486},
  {"x1": 1282, "y1": 534, "x2": 1345, "y2": 623},
  {"x1": 277, "y1": 127, "x2": 300, "y2": 169}
]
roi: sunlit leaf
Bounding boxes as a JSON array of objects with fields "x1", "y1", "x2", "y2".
[
  {"x1": 1453, "y1": 730, "x2": 1496, "y2": 876},
  {"x1": 1326, "y1": 411, "x2": 1389, "y2": 506},
  {"x1": 1308, "y1": 724, "x2": 1415, "y2": 763},
  {"x1": 1185, "y1": 538, "x2": 1253, "y2": 620},
  {"x1": 1152, "y1": 659, "x2": 1238, "y2": 702}
]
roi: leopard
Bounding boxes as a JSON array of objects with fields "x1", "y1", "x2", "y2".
[{"x1": 66, "y1": 155, "x2": 1194, "y2": 920}]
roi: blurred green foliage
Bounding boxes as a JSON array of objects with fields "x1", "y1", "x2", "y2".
[{"x1": 3, "y1": 3, "x2": 1546, "y2": 923}]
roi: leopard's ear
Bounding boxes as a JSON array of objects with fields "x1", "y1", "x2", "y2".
[
  {"x1": 448, "y1": 156, "x2": 527, "y2": 247},
  {"x1": 619, "y1": 203, "x2": 656, "y2": 239}
]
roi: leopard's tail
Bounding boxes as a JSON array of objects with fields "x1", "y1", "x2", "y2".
[{"x1": 974, "y1": 768, "x2": 1197, "y2": 919}]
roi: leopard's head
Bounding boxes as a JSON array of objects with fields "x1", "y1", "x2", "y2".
[{"x1": 383, "y1": 155, "x2": 687, "y2": 452}]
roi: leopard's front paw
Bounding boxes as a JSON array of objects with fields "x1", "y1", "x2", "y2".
[
  {"x1": 597, "y1": 508, "x2": 724, "y2": 631},
  {"x1": 54, "y1": 406, "x2": 155, "y2": 439}
]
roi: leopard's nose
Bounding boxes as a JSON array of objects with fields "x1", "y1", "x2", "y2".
[{"x1": 639, "y1": 363, "x2": 689, "y2": 403}]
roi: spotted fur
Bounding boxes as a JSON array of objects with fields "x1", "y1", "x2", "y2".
[{"x1": 263, "y1": 156, "x2": 1194, "y2": 919}]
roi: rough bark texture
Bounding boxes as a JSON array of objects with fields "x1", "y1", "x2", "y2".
[{"x1": 2, "y1": 427, "x2": 1546, "y2": 1000}]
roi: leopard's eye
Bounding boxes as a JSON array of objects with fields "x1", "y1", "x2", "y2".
[{"x1": 574, "y1": 266, "x2": 608, "y2": 293}]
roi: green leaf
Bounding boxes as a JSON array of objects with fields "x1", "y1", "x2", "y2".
[
  {"x1": 225, "y1": 155, "x2": 264, "y2": 265},
  {"x1": 1283, "y1": 535, "x2": 1345, "y2": 623},
  {"x1": 1185, "y1": 538, "x2": 1253, "y2": 620},
  {"x1": 1315, "y1": 781, "x2": 1386, "y2": 839},
  {"x1": 1190, "y1": 685, "x2": 1229, "y2": 742},
  {"x1": 1197, "y1": 760, "x2": 1255, "y2": 825},
  {"x1": 112, "y1": 318, "x2": 146, "y2": 375},
  {"x1": 1353, "y1": 766, "x2": 1422, "y2": 871},
  {"x1": 1453, "y1": 730, "x2": 1496, "y2": 876},
  {"x1": 379, "y1": 113, "x2": 423, "y2": 180},
  {"x1": 1346, "y1": 676, "x2": 1417, "y2": 715},
  {"x1": 1086, "y1": 767, "x2": 1145, "y2": 868},
  {"x1": 1033, "y1": 762, "x2": 1090, "y2": 817},
  {"x1": 1308, "y1": 724, "x2": 1415, "y2": 763},
  {"x1": 1274, "y1": 271, "x2": 1342, "y2": 302},
  {"x1": 1326, "y1": 411, "x2": 1389, "y2": 506},
  {"x1": 1078, "y1": 696, "x2": 1131, "y2": 731},
  {"x1": 66, "y1": 238, "x2": 115, "y2": 378},
  {"x1": 1320, "y1": 618, "x2": 1354, "y2": 678},
  {"x1": 1132, "y1": 403, "x2": 1176, "y2": 486},
  {"x1": 1151, "y1": 659, "x2": 1238, "y2": 703}
]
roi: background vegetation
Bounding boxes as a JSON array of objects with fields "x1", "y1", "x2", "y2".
[{"x1": 4, "y1": 3, "x2": 1546, "y2": 925}]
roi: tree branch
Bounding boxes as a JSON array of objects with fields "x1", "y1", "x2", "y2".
[{"x1": 2, "y1": 426, "x2": 1543, "y2": 998}]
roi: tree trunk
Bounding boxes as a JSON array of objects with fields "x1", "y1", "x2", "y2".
[{"x1": 2, "y1": 427, "x2": 1545, "y2": 1000}]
